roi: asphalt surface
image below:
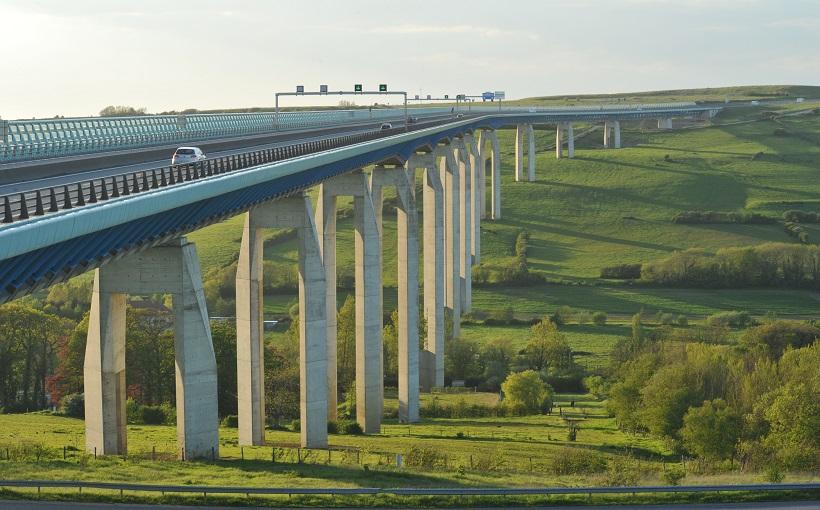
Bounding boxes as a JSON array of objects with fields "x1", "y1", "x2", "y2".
[{"x1": 0, "y1": 499, "x2": 817, "y2": 509}]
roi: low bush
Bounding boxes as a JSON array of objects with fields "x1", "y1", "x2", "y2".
[
  {"x1": 783, "y1": 210, "x2": 820, "y2": 223},
  {"x1": 550, "y1": 447, "x2": 607, "y2": 475},
  {"x1": 220, "y1": 415, "x2": 238, "y2": 428},
  {"x1": 672, "y1": 210, "x2": 776, "y2": 225},
  {"x1": 140, "y1": 405, "x2": 172, "y2": 425},
  {"x1": 59, "y1": 393, "x2": 84, "y2": 418},
  {"x1": 706, "y1": 310, "x2": 753, "y2": 329},
  {"x1": 326, "y1": 420, "x2": 338, "y2": 434},
  {"x1": 600, "y1": 264, "x2": 642, "y2": 279},
  {"x1": 289, "y1": 419, "x2": 301, "y2": 432},
  {"x1": 592, "y1": 311, "x2": 608, "y2": 326},
  {"x1": 660, "y1": 313, "x2": 676, "y2": 325},
  {"x1": 662, "y1": 465, "x2": 686, "y2": 486},
  {"x1": 404, "y1": 446, "x2": 445, "y2": 469},
  {"x1": 338, "y1": 420, "x2": 363, "y2": 435}
]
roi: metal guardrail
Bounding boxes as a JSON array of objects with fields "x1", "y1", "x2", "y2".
[
  {"x1": 0, "y1": 107, "x2": 448, "y2": 163},
  {"x1": 0, "y1": 103, "x2": 705, "y2": 163},
  {"x1": 0, "y1": 480, "x2": 815, "y2": 498},
  {"x1": 0, "y1": 117, "x2": 450, "y2": 225}
]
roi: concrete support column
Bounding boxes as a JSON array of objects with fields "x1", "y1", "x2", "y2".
[
  {"x1": 439, "y1": 145, "x2": 462, "y2": 339},
  {"x1": 514, "y1": 125, "x2": 525, "y2": 181},
  {"x1": 354, "y1": 177, "x2": 383, "y2": 433},
  {"x1": 467, "y1": 133, "x2": 481, "y2": 265},
  {"x1": 567, "y1": 123, "x2": 575, "y2": 158},
  {"x1": 319, "y1": 172, "x2": 383, "y2": 434},
  {"x1": 422, "y1": 162, "x2": 445, "y2": 390},
  {"x1": 556, "y1": 123, "x2": 564, "y2": 159},
  {"x1": 85, "y1": 238, "x2": 219, "y2": 460},
  {"x1": 315, "y1": 188, "x2": 338, "y2": 420},
  {"x1": 236, "y1": 215, "x2": 265, "y2": 446},
  {"x1": 372, "y1": 166, "x2": 420, "y2": 423},
  {"x1": 478, "y1": 131, "x2": 488, "y2": 220},
  {"x1": 238, "y1": 195, "x2": 329, "y2": 448},
  {"x1": 527, "y1": 124, "x2": 536, "y2": 181},
  {"x1": 603, "y1": 122, "x2": 611, "y2": 148},
  {"x1": 658, "y1": 118, "x2": 673, "y2": 129},
  {"x1": 614, "y1": 121, "x2": 622, "y2": 149},
  {"x1": 173, "y1": 240, "x2": 221, "y2": 459},
  {"x1": 490, "y1": 131, "x2": 501, "y2": 220},
  {"x1": 454, "y1": 140, "x2": 472, "y2": 314},
  {"x1": 84, "y1": 277, "x2": 127, "y2": 456}
]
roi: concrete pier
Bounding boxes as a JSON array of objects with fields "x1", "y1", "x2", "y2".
[
  {"x1": 556, "y1": 123, "x2": 564, "y2": 159},
  {"x1": 371, "y1": 166, "x2": 420, "y2": 423},
  {"x1": 85, "y1": 237, "x2": 219, "y2": 459},
  {"x1": 237, "y1": 195, "x2": 328, "y2": 448},
  {"x1": 613, "y1": 120, "x2": 622, "y2": 149},
  {"x1": 603, "y1": 121, "x2": 611, "y2": 148},
  {"x1": 567, "y1": 123, "x2": 575, "y2": 158},
  {"x1": 439, "y1": 145, "x2": 462, "y2": 339},
  {"x1": 319, "y1": 171, "x2": 383, "y2": 434},
  {"x1": 454, "y1": 139, "x2": 472, "y2": 314},
  {"x1": 420, "y1": 156, "x2": 445, "y2": 390},
  {"x1": 527, "y1": 124, "x2": 535, "y2": 181},
  {"x1": 467, "y1": 133, "x2": 481, "y2": 265},
  {"x1": 658, "y1": 118, "x2": 673, "y2": 129},
  {"x1": 490, "y1": 130, "x2": 501, "y2": 220},
  {"x1": 515, "y1": 125, "x2": 525, "y2": 181}
]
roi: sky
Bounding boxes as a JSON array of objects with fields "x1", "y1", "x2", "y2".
[{"x1": 2, "y1": 0, "x2": 819, "y2": 119}]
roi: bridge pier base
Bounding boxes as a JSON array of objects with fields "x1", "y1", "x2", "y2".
[{"x1": 85, "y1": 237, "x2": 219, "y2": 460}]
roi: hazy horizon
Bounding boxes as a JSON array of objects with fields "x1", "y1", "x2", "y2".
[{"x1": 3, "y1": 0, "x2": 819, "y2": 119}]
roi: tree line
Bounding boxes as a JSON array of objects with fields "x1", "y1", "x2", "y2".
[{"x1": 603, "y1": 314, "x2": 819, "y2": 472}]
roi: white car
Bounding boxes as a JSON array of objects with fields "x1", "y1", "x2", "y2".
[
  {"x1": 380, "y1": 122, "x2": 393, "y2": 130},
  {"x1": 172, "y1": 146, "x2": 207, "y2": 165}
]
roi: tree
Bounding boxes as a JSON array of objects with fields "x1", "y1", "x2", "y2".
[
  {"x1": 740, "y1": 321, "x2": 820, "y2": 359},
  {"x1": 501, "y1": 370, "x2": 552, "y2": 415},
  {"x1": 99, "y1": 105, "x2": 147, "y2": 117},
  {"x1": 523, "y1": 319, "x2": 573, "y2": 373},
  {"x1": 211, "y1": 320, "x2": 238, "y2": 417},
  {"x1": 125, "y1": 307, "x2": 174, "y2": 405},
  {"x1": 265, "y1": 317, "x2": 300, "y2": 424},
  {"x1": 639, "y1": 365, "x2": 698, "y2": 438},
  {"x1": 681, "y1": 399, "x2": 742, "y2": 463},
  {"x1": 383, "y1": 310, "x2": 399, "y2": 386},
  {"x1": 445, "y1": 336, "x2": 480, "y2": 383},
  {"x1": 762, "y1": 382, "x2": 819, "y2": 471},
  {"x1": 479, "y1": 338, "x2": 515, "y2": 390},
  {"x1": 336, "y1": 295, "x2": 356, "y2": 396}
]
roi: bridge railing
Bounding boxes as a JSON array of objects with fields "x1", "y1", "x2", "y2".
[
  {"x1": 0, "y1": 107, "x2": 448, "y2": 163},
  {"x1": 0, "y1": 117, "x2": 451, "y2": 226},
  {"x1": 0, "y1": 479, "x2": 814, "y2": 499},
  {"x1": 0, "y1": 103, "x2": 708, "y2": 163}
]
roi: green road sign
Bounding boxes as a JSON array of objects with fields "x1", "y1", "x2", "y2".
[
  {"x1": 379, "y1": 84, "x2": 387, "y2": 92},
  {"x1": 354, "y1": 84, "x2": 362, "y2": 92},
  {"x1": 444, "y1": 94, "x2": 449, "y2": 99}
]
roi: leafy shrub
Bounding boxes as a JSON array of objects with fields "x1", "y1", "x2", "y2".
[
  {"x1": 676, "y1": 315, "x2": 688, "y2": 327},
  {"x1": 706, "y1": 310, "x2": 753, "y2": 329},
  {"x1": 592, "y1": 312, "x2": 608, "y2": 326},
  {"x1": 765, "y1": 464, "x2": 785, "y2": 483},
  {"x1": 660, "y1": 313, "x2": 676, "y2": 325},
  {"x1": 600, "y1": 264, "x2": 642, "y2": 279},
  {"x1": 662, "y1": 465, "x2": 686, "y2": 486},
  {"x1": 59, "y1": 393, "x2": 84, "y2": 418},
  {"x1": 501, "y1": 370, "x2": 552, "y2": 415},
  {"x1": 603, "y1": 456, "x2": 641, "y2": 486},
  {"x1": 584, "y1": 375, "x2": 609, "y2": 400},
  {"x1": 339, "y1": 420, "x2": 363, "y2": 435},
  {"x1": 405, "y1": 446, "x2": 445, "y2": 469},
  {"x1": 783, "y1": 210, "x2": 820, "y2": 223},
  {"x1": 289, "y1": 419, "x2": 301, "y2": 432},
  {"x1": 326, "y1": 420, "x2": 338, "y2": 434},
  {"x1": 140, "y1": 405, "x2": 171, "y2": 425},
  {"x1": 550, "y1": 447, "x2": 607, "y2": 475},
  {"x1": 672, "y1": 210, "x2": 775, "y2": 225},
  {"x1": 220, "y1": 415, "x2": 238, "y2": 428},
  {"x1": 550, "y1": 305, "x2": 575, "y2": 326},
  {"x1": 576, "y1": 311, "x2": 592, "y2": 325}
]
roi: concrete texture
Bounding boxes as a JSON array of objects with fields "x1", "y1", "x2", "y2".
[
  {"x1": 85, "y1": 237, "x2": 219, "y2": 460},
  {"x1": 556, "y1": 123, "x2": 564, "y2": 159},
  {"x1": 467, "y1": 133, "x2": 481, "y2": 265},
  {"x1": 613, "y1": 120, "x2": 622, "y2": 149},
  {"x1": 567, "y1": 122, "x2": 575, "y2": 158},
  {"x1": 454, "y1": 139, "x2": 472, "y2": 315},
  {"x1": 439, "y1": 145, "x2": 462, "y2": 339}
]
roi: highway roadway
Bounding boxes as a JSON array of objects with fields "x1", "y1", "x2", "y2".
[{"x1": 0, "y1": 499, "x2": 817, "y2": 509}]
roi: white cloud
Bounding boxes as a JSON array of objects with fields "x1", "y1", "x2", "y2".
[{"x1": 368, "y1": 24, "x2": 539, "y2": 41}]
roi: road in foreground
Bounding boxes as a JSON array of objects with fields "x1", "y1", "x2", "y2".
[{"x1": 1, "y1": 500, "x2": 818, "y2": 509}]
